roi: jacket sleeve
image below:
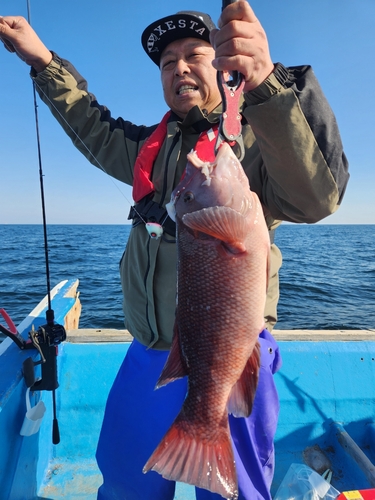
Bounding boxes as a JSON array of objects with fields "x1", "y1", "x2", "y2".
[
  {"x1": 31, "y1": 53, "x2": 156, "y2": 187},
  {"x1": 242, "y1": 63, "x2": 349, "y2": 224}
]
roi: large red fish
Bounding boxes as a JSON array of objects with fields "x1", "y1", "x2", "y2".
[{"x1": 143, "y1": 142, "x2": 270, "y2": 499}]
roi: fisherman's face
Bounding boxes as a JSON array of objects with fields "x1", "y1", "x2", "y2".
[{"x1": 160, "y1": 38, "x2": 221, "y2": 119}]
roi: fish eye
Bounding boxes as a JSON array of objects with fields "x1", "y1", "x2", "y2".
[{"x1": 183, "y1": 191, "x2": 194, "y2": 203}]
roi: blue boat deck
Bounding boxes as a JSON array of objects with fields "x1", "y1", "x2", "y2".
[
  {"x1": 1, "y1": 280, "x2": 375, "y2": 499},
  {"x1": 36, "y1": 330, "x2": 375, "y2": 499},
  {"x1": 37, "y1": 460, "x2": 196, "y2": 499},
  {"x1": 35, "y1": 340, "x2": 197, "y2": 500},
  {"x1": 37, "y1": 459, "x2": 101, "y2": 499}
]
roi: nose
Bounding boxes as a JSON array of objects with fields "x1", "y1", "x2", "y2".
[{"x1": 175, "y1": 58, "x2": 190, "y2": 76}]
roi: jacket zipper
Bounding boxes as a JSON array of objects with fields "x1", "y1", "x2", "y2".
[
  {"x1": 160, "y1": 128, "x2": 181, "y2": 207},
  {"x1": 144, "y1": 237, "x2": 157, "y2": 345},
  {"x1": 144, "y1": 128, "x2": 181, "y2": 345}
]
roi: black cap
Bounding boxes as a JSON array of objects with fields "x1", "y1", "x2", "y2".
[{"x1": 141, "y1": 11, "x2": 216, "y2": 66}]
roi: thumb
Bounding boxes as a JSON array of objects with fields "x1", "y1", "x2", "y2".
[{"x1": 0, "y1": 16, "x2": 16, "y2": 52}]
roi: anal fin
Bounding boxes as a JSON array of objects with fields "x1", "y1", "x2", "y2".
[
  {"x1": 227, "y1": 341, "x2": 261, "y2": 418},
  {"x1": 156, "y1": 324, "x2": 188, "y2": 389}
]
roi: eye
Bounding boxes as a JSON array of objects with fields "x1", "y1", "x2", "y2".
[
  {"x1": 188, "y1": 52, "x2": 201, "y2": 60},
  {"x1": 161, "y1": 59, "x2": 175, "y2": 70},
  {"x1": 184, "y1": 191, "x2": 194, "y2": 203}
]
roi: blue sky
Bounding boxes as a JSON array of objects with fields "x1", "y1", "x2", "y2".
[{"x1": 1, "y1": 0, "x2": 374, "y2": 224}]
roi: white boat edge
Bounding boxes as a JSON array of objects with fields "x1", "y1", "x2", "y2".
[{"x1": 0, "y1": 279, "x2": 79, "y2": 356}]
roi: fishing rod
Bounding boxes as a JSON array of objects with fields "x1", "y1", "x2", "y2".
[
  {"x1": 26, "y1": 0, "x2": 52, "y2": 314},
  {"x1": 24, "y1": 0, "x2": 66, "y2": 445},
  {"x1": 0, "y1": 3, "x2": 67, "y2": 442}
]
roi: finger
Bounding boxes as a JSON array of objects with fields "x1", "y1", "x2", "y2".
[
  {"x1": 212, "y1": 55, "x2": 257, "y2": 85},
  {"x1": 218, "y1": 1, "x2": 258, "y2": 29},
  {"x1": 0, "y1": 16, "x2": 16, "y2": 52},
  {"x1": 212, "y1": 53, "x2": 247, "y2": 73},
  {"x1": 0, "y1": 15, "x2": 10, "y2": 33},
  {"x1": 0, "y1": 16, "x2": 11, "y2": 41},
  {"x1": 0, "y1": 15, "x2": 26, "y2": 38},
  {"x1": 209, "y1": 28, "x2": 219, "y2": 49},
  {"x1": 214, "y1": 21, "x2": 263, "y2": 54},
  {"x1": 211, "y1": 54, "x2": 257, "y2": 90},
  {"x1": 0, "y1": 33, "x2": 16, "y2": 53},
  {"x1": 0, "y1": 16, "x2": 16, "y2": 53}
]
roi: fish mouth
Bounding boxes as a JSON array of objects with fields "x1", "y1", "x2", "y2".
[
  {"x1": 166, "y1": 199, "x2": 176, "y2": 222},
  {"x1": 176, "y1": 84, "x2": 199, "y2": 96}
]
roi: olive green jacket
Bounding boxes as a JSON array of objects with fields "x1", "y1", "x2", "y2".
[{"x1": 33, "y1": 55, "x2": 349, "y2": 349}]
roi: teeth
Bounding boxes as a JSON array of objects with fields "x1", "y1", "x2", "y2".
[{"x1": 178, "y1": 85, "x2": 197, "y2": 95}]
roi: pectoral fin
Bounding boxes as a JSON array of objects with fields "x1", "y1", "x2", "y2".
[{"x1": 182, "y1": 206, "x2": 248, "y2": 253}]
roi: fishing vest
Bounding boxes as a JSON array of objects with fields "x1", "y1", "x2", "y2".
[{"x1": 128, "y1": 111, "x2": 219, "y2": 237}]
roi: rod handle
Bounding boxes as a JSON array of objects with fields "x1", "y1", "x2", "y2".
[
  {"x1": 222, "y1": 0, "x2": 239, "y2": 10},
  {"x1": 53, "y1": 418, "x2": 60, "y2": 445}
]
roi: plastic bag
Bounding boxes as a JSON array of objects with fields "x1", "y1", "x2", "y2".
[{"x1": 273, "y1": 463, "x2": 340, "y2": 500}]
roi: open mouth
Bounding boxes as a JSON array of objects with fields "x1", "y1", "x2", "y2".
[{"x1": 177, "y1": 85, "x2": 199, "y2": 96}]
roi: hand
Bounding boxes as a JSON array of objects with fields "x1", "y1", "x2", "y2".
[
  {"x1": 210, "y1": 1, "x2": 274, "y2": 92},
  {"x1": 0, "y1": 16, "x2": 52, "y2": 72}
]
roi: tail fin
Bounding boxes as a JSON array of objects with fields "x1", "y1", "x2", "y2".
[{"x1": 143, "y1": 419, "x2": 238, "y2": 499}]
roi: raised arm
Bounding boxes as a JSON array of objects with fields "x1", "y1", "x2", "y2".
[
  {"x1": 210, "y1": 1, "x2": 349, "y2": 223},
  {"x1": 0, "y1": 15, "x2": 52, "y2": 72},
  {"x1": 1, "y1": 15, "x2": 154, "y2": 187}
]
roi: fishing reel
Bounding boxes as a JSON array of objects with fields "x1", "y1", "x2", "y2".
[
  {"x1": 0, "y1": 307, "x2": 66, "y2": 444},
  {"x1": 23, "y1": 314, "x2": 67, "y2": 392},
  {"x1": 0, "y1": 308, "x2": 66, "y2": 391},
  {"x1": 29, "y1": 314, "x2": 67, "y2": 348}
]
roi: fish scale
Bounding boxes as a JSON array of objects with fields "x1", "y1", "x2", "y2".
[{"x1": 178, "y1": 227, "x2": 262, "y2": 414}]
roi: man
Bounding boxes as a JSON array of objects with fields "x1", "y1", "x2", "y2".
[{"x1": 0, "y1": 3, "x2": 349, "y2": 499}]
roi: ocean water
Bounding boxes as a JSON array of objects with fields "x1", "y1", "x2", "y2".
[
  {"x1": 0, "y1": 224, "x2": 374, "y2": 340},
  {"x1": 276, "y1": 224, "x2": 374, "y2": 330}
]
